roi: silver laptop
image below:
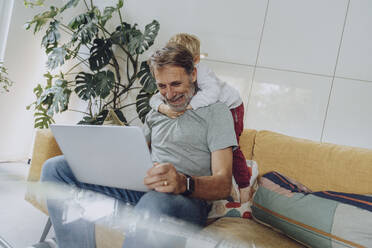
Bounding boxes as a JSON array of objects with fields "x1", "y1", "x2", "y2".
[{"x1": 50, "y1": 124, "x2": 152, "y2": 192}]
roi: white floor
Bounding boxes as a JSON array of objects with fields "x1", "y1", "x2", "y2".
[{"x1": 0, "y1": 162, "x2": 54, "y2": 248}]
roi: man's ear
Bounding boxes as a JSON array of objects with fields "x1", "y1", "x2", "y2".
[{"x1": 191, "y1": 67, "x2": 197, "y2": 83}]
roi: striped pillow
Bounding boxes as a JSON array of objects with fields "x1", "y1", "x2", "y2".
[{"x1": 252, "y1": 171, "x2": 372, "y2": 248}]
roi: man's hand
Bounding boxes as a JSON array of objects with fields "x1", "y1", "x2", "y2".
[
  {"x1": 158, "y1": 104, "x2": 185, "y2": 118},
  {"x1": 144, "y1": 162, "x2": 186, "y2": 194}
]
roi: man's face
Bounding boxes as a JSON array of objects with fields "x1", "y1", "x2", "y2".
[{"x1": 154, "y1": 65, "x2": 197, "y2": 112}]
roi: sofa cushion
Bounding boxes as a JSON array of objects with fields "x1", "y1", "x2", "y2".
[
  {"x1": 252, "y1": 171, "x2": 372, "y2": 248},
  {"x1": 208, "y1": 160, "x2": 258, "y2": 219},
  {"x1": 253, "y1": 130, "x2": 372, "y2": 194},
  {"x1": 239, "y1": 129, "x2": 256, "y2": 160}
]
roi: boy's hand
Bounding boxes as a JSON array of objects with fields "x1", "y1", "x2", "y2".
[
  {"x1": 158, "y1": 103, "x2": 185, "y2": 119},
  {"x1": 186, "y1": 105, "x2": 193, "y2": 110}
]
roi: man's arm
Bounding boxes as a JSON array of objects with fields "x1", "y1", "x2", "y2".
[
  {"x1": 144, "y1": 147, "x2": 233, "y2": 201},
  {"x1": 192, "y1": 147, "x2": 233, "y2": 200}
]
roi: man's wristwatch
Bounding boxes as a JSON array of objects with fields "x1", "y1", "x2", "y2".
[{"x1": 181, "y1": 174, "x2": 194, "y2": 196}]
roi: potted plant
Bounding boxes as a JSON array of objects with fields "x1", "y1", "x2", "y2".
[
  {"x1": 25, "y1": 0, "x2": 159, "y2": 128},
  {"x1": 0, "y1": 62, "x2": 13, "y2": 93}
]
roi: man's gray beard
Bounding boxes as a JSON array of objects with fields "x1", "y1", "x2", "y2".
[{"x1": 163, "y1": 82, "x2": 195, "y2": 112}]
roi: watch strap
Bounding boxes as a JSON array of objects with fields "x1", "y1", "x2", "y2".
[{"x1": 181, "y1": 174, "x2": 194, "y2": 196}]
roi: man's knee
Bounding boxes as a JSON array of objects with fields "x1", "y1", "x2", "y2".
[
  {"x1": 41, "y1": 155, "x2": 69, "y2": 182},
  {"x1": 136, "y1": 191, "x2": 181, "y2": 216},
  {"x1": 135, "y1": 191, "x2": 207, "y2": 225}
]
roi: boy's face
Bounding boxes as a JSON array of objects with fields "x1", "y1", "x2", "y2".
[{"x1": 154, "y1": 65, "x2": 197, "y2": 112}]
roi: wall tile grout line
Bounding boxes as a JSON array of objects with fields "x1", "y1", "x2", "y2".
[
  {"x1": 255, "y1": 65, "x2": 333, "y2": 78},
  {"x1": 334, "y1": 75, "x2": 372, "y2": 84},
  {"x1": 244, "y1": 0, "x2": 271, "y2": 124},
  {"x1": 205, "y1": 59, "x2": 372, "y2": 84},
  {"x1": 320, "y1": 0, "x2": 351, "y2": 143}
]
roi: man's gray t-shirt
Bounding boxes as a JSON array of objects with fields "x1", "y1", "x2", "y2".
[{"x1": 143, "y1": 102, "x2": 237, "y2": 177}]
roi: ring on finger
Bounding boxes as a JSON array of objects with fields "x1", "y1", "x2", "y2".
[{"x1": 163, "y1": 180, "x2": 168, "y2": 186}]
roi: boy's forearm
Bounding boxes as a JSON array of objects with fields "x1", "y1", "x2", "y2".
[{"x1": 149, "y1": 92, "x2": 164, "y2": 111}]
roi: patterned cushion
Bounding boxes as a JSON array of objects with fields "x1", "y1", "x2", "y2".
[
  {"x1": 252, "y1": 171, "x2": 372, "y2": 248},
  {"x1": 208, "y1": 160, "x2": 258, "y2": 219}
]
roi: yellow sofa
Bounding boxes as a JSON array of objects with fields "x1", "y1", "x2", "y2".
[{"x1": 25, "y1": 129, "x2": 372, "y2": 247}]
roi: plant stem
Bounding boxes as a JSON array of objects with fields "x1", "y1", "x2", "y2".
[
  {"x1": 111, "y1": 54, "x2": 122, "y2": 109},
  {"x1": 128, "y1": 116, "x2": 138, "y2": 124},
  {"x1": 117, "y1": 102, "x2": 136, "y2": 110},
  {"x1": 69, "y1": 109, "x2": 90, "y2": 115},
  {"x1": 59, "y1": 23, "x2": 74, "y2": 34},
  {"x1": 83, "y1": 0, "x2": 89, "y2": 10},
  {"x1": 65, "y1": 58, "x2": 90, "y2": 74}
]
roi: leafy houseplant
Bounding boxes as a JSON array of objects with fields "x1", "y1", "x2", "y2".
[
  {"x1": 0, "y1": 62, "x2": 13, "y2": 93},
  {"x1": 25, "y1": 0, "x2": 159, "y2": 128}
]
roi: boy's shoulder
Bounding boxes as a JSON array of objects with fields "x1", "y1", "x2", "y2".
[{"x1": 197, "y1": 62, "x2": 212, "y2": 73}]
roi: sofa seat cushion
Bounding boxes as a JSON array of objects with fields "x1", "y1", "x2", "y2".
[{"x1": 200, "y1": 217, "x2": 304, "y2": 247}]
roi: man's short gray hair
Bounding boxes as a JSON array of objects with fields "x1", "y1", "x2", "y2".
[{"x1": 148, "y1": 43, "x2": 195, "y2": 76}]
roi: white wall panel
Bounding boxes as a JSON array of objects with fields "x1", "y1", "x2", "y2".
[
  {"x1": 336, "y1": 0, "x2": 372, "y2": 82},
  {"x1": 202, "y1": 60, "x2": 254, "y2": 106},
  {"x1": 322, "y1": 78, "x2": 372, "y2": 149},
  {"x1": 124, "y1": 0, "x2": 267, "y2": 65},
  {"x1": 245, "y1": 68, "x2": 332, "y2": 141},
  {"x1": 258, "y1": 0, "x2": 348, "y2": 76}
]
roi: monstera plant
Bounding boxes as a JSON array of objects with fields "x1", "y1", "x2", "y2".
[
  {"x1": 0, "y1": 62, "x2": 13, "y2": 93},
  {"x1": 25, "y1": 0, "x2": 159, "y2": 128}
]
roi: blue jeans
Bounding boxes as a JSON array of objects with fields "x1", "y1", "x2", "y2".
[{"x1": 41, "y1": 156, "x2": 210, "y2": 248}]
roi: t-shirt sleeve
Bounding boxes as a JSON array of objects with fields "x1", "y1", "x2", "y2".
[
  {"x1": 207, "y1": 103, "x2": 238, "y2": 152},
  {"x1": 142, "y1": 111, "x2": 154, "y2": 143}
]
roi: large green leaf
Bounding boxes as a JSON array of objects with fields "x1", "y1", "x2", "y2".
[
  {"x1": 130, "y1": 20, "x2": 160, "y2": 55},
  {"x1": 100, "y1": 6, "x2": 116, "y2": 27},
  {"x1": 60, "y1": 0, "x2": 80, "y2": 13},
  {"x1": 89, "y1": 38, "x2": 113, "y2": 71},
  {"x1": 69, "y1": 12, "x2": 98, "y2": 45},
  {"x1": 137, "y1": 61, "x2": 157, "y2": 94},
  {"x1": 34, "y1": 108, "x2": 55, "y2": 129},
  {"x1": 0, "y1": 63, "x2": 13, "y2": 93},
  {"x1": 111, "y1": 22, "x2": 139, "y2": 50},
  {"x1": 112, "y1": 20, "x2": 159, "y2": 55},
  {"x1": 95, "y1": 71, "x2": 115, "y2": 99},
  {"x1": 47, "y1": 46, "x2": 67, "y2": 70},
  {"x1": 24, "y1": 0, "x2": 46, "y2": 8},
  {"x1": 24, "y1": 6, "x2": 58, "y2": 34},
  {"x1": 74, "y1": 72, "x2": 96, "y2": 100},
  {"x1": 36, "y1": 79, "x2": 71, "y2": 116},
  {"x1": 41, "y1": 20, "x2": 60, "y2": 50},
  {"x1": 136, "y1": 88, "x2": 154, "y2": 123}
]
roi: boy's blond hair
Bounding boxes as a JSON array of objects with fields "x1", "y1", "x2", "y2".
[{"x1": 168, "y1": 33, "x2": 200, "y2": 57}]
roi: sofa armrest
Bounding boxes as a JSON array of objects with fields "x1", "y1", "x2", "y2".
[
  {"x1": 25, "y1": 129, "x2": 62, "y2": 215},
  {"x1": 27, "y1": 129, "x2": 62, "y2": 182}
]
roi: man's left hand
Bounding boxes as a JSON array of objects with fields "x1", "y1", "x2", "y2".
[{"x1": 144, "y1": 162, "x2": 186, "y2": 194}]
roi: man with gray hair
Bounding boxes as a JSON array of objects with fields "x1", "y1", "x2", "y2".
[{"x1": 38, "y1": 43, "x2": 237, "y2": 248}]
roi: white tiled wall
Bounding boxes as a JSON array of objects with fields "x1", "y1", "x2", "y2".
[
  {"x1": 322, "y1": 78, "x2": 372, "y2": 148},
  {"x1": 245, "y1": 68, "x2": 332, "y2": 141},
  {"x1": 257, "y1": 0, "x2": 348, "y2": 76},
  {"x1": 122, "y1": 0, "x2": 372, "y2": 149},
  {"x1": 336, "y1": 0, "x2": 372, "y2": 82}
]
